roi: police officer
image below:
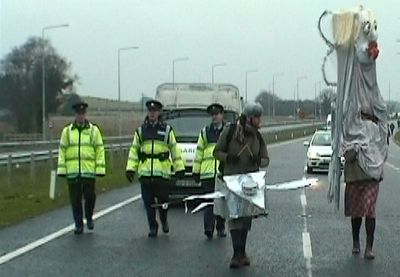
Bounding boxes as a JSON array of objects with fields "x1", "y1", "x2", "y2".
[
  {"x1": 126, "y1": 99, "x2": 185, "y2": 237},
  {"x1": 192, "y1": 103, "x2": 226, "y2": 239},
  {"x1": 57, "y1": 101, "x2": 106, "y2": 234}
]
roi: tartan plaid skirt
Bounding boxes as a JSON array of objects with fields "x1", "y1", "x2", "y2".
[{"x1": 345, "y1": 181, "x2": 379, "y2": 218}]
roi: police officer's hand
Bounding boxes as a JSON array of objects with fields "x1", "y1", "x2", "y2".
[
  {"x1": 126, "y1": 171, "x2": 135, "y2": 183},
  {"x1": 192, "y1": 173, "x2": 201, "y2": 183},
  {"x1": 138, "y1": 152, "x2": 146, "y2": 162},
  {"x1": 226, "y1": 154, "x2": 240, "y2": 164},
  {"x1": 175, "y1": 170, "x2": 185, "y2": 179}
]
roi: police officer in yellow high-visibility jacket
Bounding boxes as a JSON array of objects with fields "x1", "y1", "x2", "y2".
[
  {"x1": 192, "y1": 103, "x2": 226, "y2": 239},
  {"x1": 57, "y1": 101, "x2": 105, "y2": 235},
  {"x1": 126, "y1": 99, "x2": 185, "y2": 237}
]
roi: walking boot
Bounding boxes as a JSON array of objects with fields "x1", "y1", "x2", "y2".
[
  {"x1": 162, "y1": 220, "x2": 169, "y2": 234},
  {"x1": 364, "y1": 249, "x2": 375, "y2": 260},
  {"x1": 148, "y1": 223, "x2": 158, "y2": 238},
  {"x1": 217, "y1": 229, "x2": 227, "y2": 238},
  {"x1": 87, "y1": 220, "x2": 94, "y2": 231},
  {"x1": 230, "y1": 255, "x2": 241, "y2": 268},
  {"x1": 204, "y1": 230, "x2": 213, "y2": 239},
  {"x1": 74, "y1": 221, "x2": 84, "y2": 235}
]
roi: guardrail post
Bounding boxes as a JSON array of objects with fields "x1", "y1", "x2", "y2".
[
  {"x1": 7, "y1": 154, "x2": 12, "y2": 187},
  {"x1": 120, "y1": 144, "x2": 125, "y2": 158},
  {"x1": 48, "y1": 149, "x2": 54, "y2": 169},
  {"x1": 108, "y1": 148, "x2": 114, "y2": 173},
  {"x1": 30, "y1": 153, "x2": 36, "y2": 184}
]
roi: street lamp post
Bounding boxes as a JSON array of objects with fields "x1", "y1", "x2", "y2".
[
  {"x1": 172, "y1": 57, "x2": 189, "y2": 86},
  {"x1": 314, "y1": 81, "x2": 322, "y2": 120},
  {"x1": 296, "y1": 76, "x2": 307, "y2": 120},
  {"x1": 118, "y1": 46, "x2": 139, "y2": 136},
  {"x1": 211, "y1": 63, "x2": 226, "y2": 84},
  {"x1": 41, "y1": 23, "x2": 69, "y2": 141},
  {"x1": 318, "y1": 82, "x2": 322, "y2": 120},
  {"x1": 388, "y1": 81, "x2": 391, "y2": 116},
  {"x1": 245, "y1": 69, "x2": 258, "y2": 103},
  {"x1": 272, "y1": 72, "x2": 284, "y2": 118}
]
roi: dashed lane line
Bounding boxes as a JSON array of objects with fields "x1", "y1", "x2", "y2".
[
  {"x1": 386, "y1": 162, "x2": 400, "y2": 171},
  {"x1": 301, "y1": 187, "x2": 313, "y2": 277}
]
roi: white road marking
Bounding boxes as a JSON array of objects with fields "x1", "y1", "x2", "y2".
[
  {"x1": 269, "y1": 136, "x2": 311, "y2": 149},
  {"x1": 386, "y1": 162, "x2": 400, "y2": 171},
  {"x1": 300, "y1": 194, "x2": 307, "y2": 207},
  {"x1": 302, "y1": 232, "x2": 313, "y2": 259},
  {"x1": 300, "y1": 187, "x2": 313, "y2": 277},
  {"x1": 0, "y1": 194, "x2": 142, "y2": 265}
]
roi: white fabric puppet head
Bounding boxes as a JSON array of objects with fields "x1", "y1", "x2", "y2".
[{"x1": 332, "y1": 5, "x2": 379, "y2": 63}]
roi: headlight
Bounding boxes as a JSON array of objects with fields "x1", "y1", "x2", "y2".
[{"x1": 307, "y1": 151, "x2": 319, "y2": 159}]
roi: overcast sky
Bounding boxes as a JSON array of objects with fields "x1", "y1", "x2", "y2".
[{"x1": 1, "y1": 0, "x2": 399, "y2": 102}]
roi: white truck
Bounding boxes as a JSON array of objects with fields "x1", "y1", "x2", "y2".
[{"x1": 155, "y1": 83, "x2": 241, "y2": 197}]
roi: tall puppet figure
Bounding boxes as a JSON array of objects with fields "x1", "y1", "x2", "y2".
[{"x1": 319, "y1": 6, "x2": 388, "y2": 259}]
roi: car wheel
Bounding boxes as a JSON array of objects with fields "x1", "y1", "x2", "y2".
[{"x1": 306, "y1": 166, "x2": 313, "y2": 174}]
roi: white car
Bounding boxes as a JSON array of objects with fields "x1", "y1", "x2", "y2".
[{"x1": 303, "y1": 130, "x2": 344, "y2": 174}]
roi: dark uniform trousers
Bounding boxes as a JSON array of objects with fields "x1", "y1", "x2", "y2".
[
  {"x1": 203, "y1": 180, "x2": 225, "y2": 232},
  {"x1": 140, "y1": 177, "x2": 171, "y2": 229},
  {"x1": 67, "y1": 178, "x2": 96, "y2": 228}
]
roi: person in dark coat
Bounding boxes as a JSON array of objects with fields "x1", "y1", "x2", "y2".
[{"x1": 214, "y1": 102, "x2": 269, "y2": 268}]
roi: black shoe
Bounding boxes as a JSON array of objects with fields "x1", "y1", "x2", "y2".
[
  {"x1": 148, "y1": 226, "x2": 158, "y2": 238},
  {"x1": 204, "y1": 230, "x2": 213, "y2": 239},
  {"x1": 162, "y1": 221, "x2": 169, "y2": 234},
  {"x1": 87, "y1": 220, "x2": 94, "y2": 230},
  {"x1": 217, "y1": 229, "x2": 227, "y2": 238},
  {"x1": 74, "y1": 226, "x2": 83, "y2": 235}
]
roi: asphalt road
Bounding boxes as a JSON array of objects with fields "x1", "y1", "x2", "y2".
[{"x1": 1, "y1": 137, "x2": 400, "y2": 276}]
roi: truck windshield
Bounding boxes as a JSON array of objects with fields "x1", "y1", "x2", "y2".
[
  {"x1": 165, "y1": 116, "x2": 210, "y2": 142},
  {"x1": 163, "y1": 110, "x2": 237, "y2": 142}
]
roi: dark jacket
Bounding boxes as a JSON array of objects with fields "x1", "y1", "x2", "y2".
[{"x1": 213, "y1": 123, "x2": 269, "y2": 175}]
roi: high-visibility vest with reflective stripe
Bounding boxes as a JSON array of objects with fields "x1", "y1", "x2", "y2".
[
  {"x1": 57, "y1": 122, "x2": 106, "y2": 179},
  {"x1": 192, "y1": 124, "x2": 223, "y2": 180},
  {"x1": 126, "y1": 121, "x2": 185, "y2": 179}
]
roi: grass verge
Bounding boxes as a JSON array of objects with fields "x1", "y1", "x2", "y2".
[{"x1": 0, "y1": 150, "x2": 130, "y2": 228}]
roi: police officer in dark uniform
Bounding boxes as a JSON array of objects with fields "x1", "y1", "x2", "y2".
[
  {"x1": 193, "y1": 103, "x2": 226, "y2": 239},
  {"x1": 126, "y1": 100, "x2": 185, "y2": 237}
]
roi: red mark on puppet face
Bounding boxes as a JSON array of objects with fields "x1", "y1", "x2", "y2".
[{"x1": 368, "y1": 41, "x2": 379, "y2": 60}]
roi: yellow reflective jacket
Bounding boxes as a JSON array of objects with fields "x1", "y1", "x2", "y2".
[
  {"x1": 57, "y1": 121, "x2": 106, "y2": 179},
  {"x1": 192, "y1": 124, "x2": 224, "y2": 180},
  {"x1": 126, "y1": 120, "x2": 185, "y2": 180}
]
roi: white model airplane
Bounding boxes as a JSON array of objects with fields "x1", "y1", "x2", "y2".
[{"x1": 183, "y1": 171, "x2": 318, "y2": 218}]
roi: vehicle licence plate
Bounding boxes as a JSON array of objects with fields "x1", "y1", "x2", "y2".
[{"x1": 176, "y1": 179, "x2": 200, "y2": 187}]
